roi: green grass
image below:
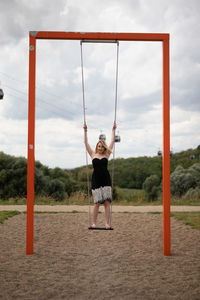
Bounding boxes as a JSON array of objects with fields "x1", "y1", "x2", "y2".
[
  {"x1": 0, "y1": 196, "x2": 71, "y2": 205},
  {"x1": 115, "y1": 188, "x2": 200, "y2": 206},
  {"x1": 0, "y1": 211, "x2": 21, "y2": 224},
  {"x1": 171, "y1": 212, "x2": 200, "y2": 230},
  {"x1": 149, "y1": 211, "x2": 200, "y2": 230},
  {"x1": 170, "y1": 197, "x2": 200, "y2": 206},
  {"x1": 0, "y1": 188, "x2": 200, "y2": 206}
]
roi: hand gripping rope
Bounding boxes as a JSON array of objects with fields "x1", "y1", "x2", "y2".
[{"x1": 80, "y1": 40, "x2": 119, "y2": 230}]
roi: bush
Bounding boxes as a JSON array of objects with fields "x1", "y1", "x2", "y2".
[
  {"x1": 183, "y1": 187, "x2": 200, "y2": 201},
  {"x1": 143, "y1": 175, "x2": 160, "y2": 201},
  {"x1": 188, "y1": 163, "x2": 200, "y2": 187},
  {"x1": 48, "y1": 179, "x2": 65, "y2": 201},
  {"x1": 35, "y1": 169, "x2": 49, "y2": 195},
  {"x1": 170, "y1": 165, "x2": 197, "y2": 197}
]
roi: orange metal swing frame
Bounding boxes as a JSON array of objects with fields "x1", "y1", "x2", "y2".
[{"x1": 26, "y1": 31, "x2": 170, "y2": 256}]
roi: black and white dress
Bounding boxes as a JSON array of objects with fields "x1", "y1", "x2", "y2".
[{"x1": 92, "y1": 157, "x2": 112, "y2": 204}]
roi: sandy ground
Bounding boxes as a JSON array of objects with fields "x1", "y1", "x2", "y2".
[
  {"x1": 0, "y1": 212, "x2": 200, "y2": 300},
  {"x1": 0, "y1": 204, "x2": 200, "y2": 212}
]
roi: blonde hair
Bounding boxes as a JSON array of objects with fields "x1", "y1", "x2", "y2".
[{"x1": 95, "y1": 140, "x2": 112, "y2": 156}]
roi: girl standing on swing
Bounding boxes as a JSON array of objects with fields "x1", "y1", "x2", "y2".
[{"x1": 83, "y1": 121, "x2": 117, "y2": 229}]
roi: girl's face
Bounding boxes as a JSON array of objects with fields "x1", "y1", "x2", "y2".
[{"x1": 97, "y1": 142, "x2": 105, "y2": 154}]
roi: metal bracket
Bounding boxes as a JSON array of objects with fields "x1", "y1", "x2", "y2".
[
  {"x1": 80, "y1": 39, "x2": 118, "y2": 44},
  {"x1": 30, "y1": 31, "x2": 38, "y2": 38}
]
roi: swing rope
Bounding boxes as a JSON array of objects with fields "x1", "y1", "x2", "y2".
[
  {"x1": 110, "y1": 41, "x2": 119, "y2": 229},
  {"x1": 80, "y1": 41, "x2": 91, "y2": 228},
  {"x1": 80, "y1": 40, "x2": 119, "y2": 229}
]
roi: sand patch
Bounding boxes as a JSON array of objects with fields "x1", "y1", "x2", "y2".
[{"x1": 0, "y1": 213, "x2": 200, "y2": 299}]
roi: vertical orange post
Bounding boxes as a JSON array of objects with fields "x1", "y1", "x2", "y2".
[
  {"x1": 162, "y1": 36, "x2": 171, "y2": 256},
  {"x1": 26, "y1": 33, "x2": 36, "y2": 255}
]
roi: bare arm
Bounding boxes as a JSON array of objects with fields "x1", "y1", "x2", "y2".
[
  {"x1": 109, "y1": 121, "x2": 117, "y2": 150},
  {"x1": 83, "y1": 123, "x2": 93, "y2": 157}
]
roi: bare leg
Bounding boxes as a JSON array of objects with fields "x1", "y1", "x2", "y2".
[
  {"x1": 104, "y1": 200, "x2": 111, "y2": 229},
  {"x1": 92, "y1": 203, "x2": 100, "y2": 228}
]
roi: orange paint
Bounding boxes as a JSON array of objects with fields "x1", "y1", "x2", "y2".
[
  {"x1": 26, "y1": 34, "x2": 36, "y2": 255},
  {"x1": 26, "y1": 32, "x2": 170, "y2": 256},
  {"x1": 31, "y1": 31, "x2": 168, "y2": 42},
  {"x1": 163, "y1": 38, "x2": 171, "y2": 256}
]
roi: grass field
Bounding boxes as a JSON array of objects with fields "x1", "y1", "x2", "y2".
[{"x1": 0, "y1": 188, "x2": 200, "y2": 206}]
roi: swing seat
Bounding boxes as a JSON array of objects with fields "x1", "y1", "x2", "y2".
[{"x1": 88, "y1": 227, "x2": 114, "y2": 230}]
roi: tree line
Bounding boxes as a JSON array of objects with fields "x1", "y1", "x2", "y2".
[
  {"x1": 141, "y1": 146, "x2": 200, "y2": 201},
  {"x1": 0, "y1": 145, "x2": 200, "y2": 201},
  {"x1": 0, "y1": 152, "x2": 77, "y2": 200}
]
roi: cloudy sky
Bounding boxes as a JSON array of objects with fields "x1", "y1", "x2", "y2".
[{"x1": 0, "y1": 0, "x2": 200, "y2": 169}]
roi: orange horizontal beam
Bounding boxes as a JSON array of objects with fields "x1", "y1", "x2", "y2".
[{"x1": 30, "y1": 31, "x2": 169, "y2": 42}]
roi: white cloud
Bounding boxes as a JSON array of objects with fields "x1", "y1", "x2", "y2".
[
  {"x1": 0, "y1": 116, "x2": 27, "y2": 158},
  {"x1": 171, "y1": 105, "x2": 200, "y2": 152}
]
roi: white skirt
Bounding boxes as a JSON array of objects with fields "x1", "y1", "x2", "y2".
[{"x1": 92, "y1": 186, "x2": 112, "y2": 204}]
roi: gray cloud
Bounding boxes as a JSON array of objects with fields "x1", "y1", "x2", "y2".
[
  {"x1": 0, "y1": 0, "x2": 200, "y2": 167},
  {"x1": 0, "y1": 0, "x2": 67, "y2": 45}
]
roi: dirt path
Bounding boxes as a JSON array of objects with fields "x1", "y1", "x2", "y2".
[{"x1": 0, "y1": 204, "x2": 200, "y2": 212}]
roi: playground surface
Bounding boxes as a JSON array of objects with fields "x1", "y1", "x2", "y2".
[
  {"x1": 0, "y1": 204, "x2": 200, "y2": 212},
  {"x1": 0, "y1": 211, "x2": 200, "y2": 299}
]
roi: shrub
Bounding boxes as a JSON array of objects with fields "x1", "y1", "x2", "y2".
[
  {"x1": 183, "y1": 187, "x2": 200, "y2": 201},
  {"x1": 48, "y1": 179, "x2": 65, "y2": 201},
  {"x1": 170, "y1": 165, "x2": 197, "y2": 197},
  {"x1": 143, "y1": 175, "x2": 160, "y2": 201},
  {"x1": 188, "y1": 163, "x2": 200, "y2": 187}
]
